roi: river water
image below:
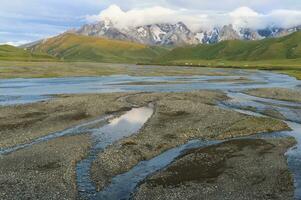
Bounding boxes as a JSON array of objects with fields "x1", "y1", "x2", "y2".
[
  {"x1": 1, "y1": 68, "x2": 301, "y2": 199},
  {"x1": 0, "y1": 69, "x2": 297, "y2": 106},
  {"x1": 76, "y1": 106, "x2": 154, "y2": 199}
]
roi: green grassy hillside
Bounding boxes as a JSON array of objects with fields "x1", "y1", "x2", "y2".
[
  {"x1": 0, "y1": 45, "x2": 55, "y2": 61},
  {"x1": 156, "y1": 31, "x2": 301, "y2": 62},
  {"x1": 30, "y1": 33, "x2": 168, "y2": 63}
]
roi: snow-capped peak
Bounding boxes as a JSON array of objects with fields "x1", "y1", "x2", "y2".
[{"x1": 75, "y1": 20, "x2": 301, "y2": 46}]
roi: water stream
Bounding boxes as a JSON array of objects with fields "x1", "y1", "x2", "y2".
[
  {"x1": 94, "y1": 140, "x2": 221, "y2": 200},
  {"x1": 0, "y1": 70, "x2": 297, "y2": 106},
  {"x1": 76, "y1": 106, "x2": 154, "y2": 199},
  {"x1": 0, "y1": 115, "x2": 113, "y2": 155},
  {"x1": 1, "y1": 68, "x2": 301, "y2": 199},
  {"x1": 91, "y1": 91, "x2": 301, "y2": 200},
  {"x1": 221, "y1": 91, "x2": 301, "y2": 199}
]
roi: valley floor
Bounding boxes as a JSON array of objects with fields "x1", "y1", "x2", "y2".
[
  {"x1": 1, "y1": 65, "x2": 301, "y2": 200},
  {"x1": 153, "y1": 59, "x2": 301, "y2": 80},
  {"x1": 1, "y1": 60, "x2": 301, "y2": 79},
  {"x1": 0, "y1": 90, "x2": 297, "y2": 200}
]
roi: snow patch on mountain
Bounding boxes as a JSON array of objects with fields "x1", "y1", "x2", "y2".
[{"x1": 75, "y1": 19, "x2": 301, "y2": 46}]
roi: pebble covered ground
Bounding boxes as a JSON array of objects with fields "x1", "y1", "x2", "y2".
[{"x1": 0, "y1": 90, "x2": 296, "y2": 200}]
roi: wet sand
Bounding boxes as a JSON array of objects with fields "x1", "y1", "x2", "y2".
[{"x1": 134, "y1": 138, "x2": 296, "y2": 200}]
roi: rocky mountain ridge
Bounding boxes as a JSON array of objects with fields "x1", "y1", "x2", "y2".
[{"x1": 73, "y1": 20, "x2": 301, "y2": 46}]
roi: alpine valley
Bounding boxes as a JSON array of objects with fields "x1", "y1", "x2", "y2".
[
  {"x1": 3, "y1": 3, "x2": 301, "y2": 200},
  {"x1": 3, "y1": 18, "x2": 301, "y2": 79}
]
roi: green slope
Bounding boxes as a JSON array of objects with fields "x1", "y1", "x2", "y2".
[
  {"x1": 156, "y1": 31, "x2": 301, "y2": 63},
  {"x1": 0, "y1": 45, "x2": 55, "y2": 61},
  {"x1": 31, "y1": 33, "x2": 168, "y2": 63}
]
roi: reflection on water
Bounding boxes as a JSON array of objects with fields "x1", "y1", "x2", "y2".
[
  {"x1": 76, "y1": 105, "x2": 154, "y2": 199},
  {"x1": 98, "y1": 107, "x2": 153, "y2": 134}
]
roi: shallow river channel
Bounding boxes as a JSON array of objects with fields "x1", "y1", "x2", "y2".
[{"x1": 1, "y1": 68, "x2": 301, "y2": 199}]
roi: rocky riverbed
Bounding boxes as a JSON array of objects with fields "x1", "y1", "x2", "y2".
[
  {"x1": 0, "y1": 134, "x2": 91, "y2": 200},
  {"x1": 91, "y1": 91, "x2": 290, "y2": 191},
  {"x1": 245, "y1": 88, "x2": 301, "y2": 103},
  {"x1": 0, "y1": 93, "x2": 133, "y2": 148},
  {"x1": 0, "y1": 90, "x2": 293, "y2": 200},
  {"x1": 134, "y1": 138, "x2": 296, "y2": 200}
]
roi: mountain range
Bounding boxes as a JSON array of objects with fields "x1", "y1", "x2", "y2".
[
  {"x1": 5, "y1": 19, "x2": 301, "y2": 64},
  {"x1": 155, "y1": 31, "x2": 301, "y2": 63},
  {"x1": 28, "y1": 33, "x2": 167, "y2": 63},
  {"x1": 72, "y1": 19, "x2": 301, "y2": 46},
  {"x1": 73, "y1": 20, "x2": 197, "y2": 46},
  {"x1": 16, "y1": 30, "x2": 299, "y2": 64}
]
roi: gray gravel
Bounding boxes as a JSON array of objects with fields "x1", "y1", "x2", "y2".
[
  {"x1": 0, "y1": 93, "x2": 132, "y2": 148},
  {"x1": 0, "y1": 134, "x2": 91, "y2": 200},
  {"x1": 91, "y1": 91, "x2": 290, "y2": 191},
  {"x1": 134, "y1": 138, "x2": 296, "y2": 200},
  {"x1": 0, "y1": 91, "x2": 294, "y2": 200},
  {"x1": 245, "y1": 88, "x2": 301, "y2": 103}
]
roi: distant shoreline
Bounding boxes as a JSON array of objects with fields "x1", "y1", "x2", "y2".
[{"x1": 0, "y1": 60, "x2": 301, "y2": 80}]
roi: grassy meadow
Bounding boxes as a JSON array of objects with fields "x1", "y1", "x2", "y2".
[
  {"x1": 0, "y1": 45, "x2": 55, "y2": 62},
  {"x1": 1, "y1": 31, "x2": 301, "y2": 79},
  {"x1": 30, "y1": 33, "x2": 168, "y2": 63}
]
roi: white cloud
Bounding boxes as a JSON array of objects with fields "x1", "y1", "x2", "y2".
[
  {"x1": 86, "y1": 5, "x2": 177, "y2": 28},
  {"x1": 86, "y1": 5, "x2": 216, "y2": 31},
  {"x1": 91, "y1": 0, "x2": 301, "y2": 12},
  {"x1": 268, "y1": 10, "x2": 301, "y2": 28},
  {"x1": 2, "y1": 0, "x2": 301, "y2": 43},
  {"x1": 228, "y1": 7, "x2": 264, "y2": 29},
  {"x1": 0, "y1": 40, "x2": 31, "y2": 46},
  {"x1": 87, "y1": 5, "x2": 301, "y2": 31}
]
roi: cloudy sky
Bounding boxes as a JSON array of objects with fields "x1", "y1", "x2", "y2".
[{"x1": 1, "y1": 0, "x2": 301, "y2": 45}]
